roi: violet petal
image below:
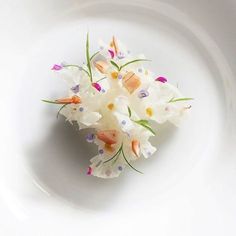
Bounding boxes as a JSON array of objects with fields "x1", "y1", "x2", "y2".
[
  {"x1": 92, "y1": 82, "x2": 101, "y2": 92},
  {"x1": 71, "y1": 84, "x2": 80, "y2": 93},
  {"x1": 87, "y1": 167, "x2": 92, "y2": 175},
  {"x1": 51, "y1": 64, "x2": 63, "y2": 71},
  {"x1": 86, "y1": 133, "x2": 95, "y2": 143},
  {"x1": 138, "y1": 89, "x2": 149, "y2": 98},
  {"x1": 108, "y1": 49, "x2": 115, "y2": 59},
  {"x1": 117, "y1": 52, "x2": 125, "y2": 59},
  {"x1": 155, "y1": 76, "x2": 167, "y2": 83}
]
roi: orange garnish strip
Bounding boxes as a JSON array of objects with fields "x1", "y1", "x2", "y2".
[
  {"x1": 42, "y1": 95, "x2": 81, "y2": 105},
  {"x1": 132, "y1": 140, "x2": 140, "y2": 157}
]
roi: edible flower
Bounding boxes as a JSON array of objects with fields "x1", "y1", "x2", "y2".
[
  {"x1": 132, "y1": 140, "x2": 140, "y2": 157},
  {"x1": 122, "y1": 72, "x2": 141, "y2": 94},
  {"x1": 55, "y1": 95, "x2": 81, "y2": 104},
  {"x1": 138, "y1": 89, "x2": 149, "y2": 98},
  {"x1": 51, "y1": 64, "x2": 63, "y2": 71},
  {"x1": 155, "y1": 76, "x2": 167, "y2": 83},
  {"x1": 97, "y1": 130, "x2": 119, "y2": 145},
  {"x1": 92, "y1": 82, "x2": 101, "y2": 92},
  {"x1": 108, "y1": 49, "x2": 115, "y2": 59}
]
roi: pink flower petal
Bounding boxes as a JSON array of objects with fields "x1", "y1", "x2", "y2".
[
  {"x1": 108, "y1": 49, "x2": 115, "y2": 59},
  {"x1": 52, "y1": 64, "x2": 63, "y2": 71},
  {"x1": 87, "y1": 167, "x2": 92, "y2": 175},
  {"x1": 155, "y1": 76, "x2": 167, "y2": 83},
  {"x1": 92, "y1": 82, "x2": 101, "y2": 92}
]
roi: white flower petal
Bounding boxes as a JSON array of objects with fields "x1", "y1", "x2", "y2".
[{"x1": 79, "y1": 111, "x2": 102, "y2": 126}]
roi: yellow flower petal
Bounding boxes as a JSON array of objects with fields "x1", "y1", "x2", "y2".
[
  {"x1": 146, "y1": 107, "x2": 153, "y2": 117},
  {"x1": 111, "y1": 71, "x2": 118, "y2": 79},
  {"x1": 107, "y1": 103, "x2": 114, "y2": 110}
]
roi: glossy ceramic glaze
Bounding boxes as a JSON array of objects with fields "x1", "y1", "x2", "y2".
[{"x1": 0, "y1": 0, "x2": 235, "y2": 235}]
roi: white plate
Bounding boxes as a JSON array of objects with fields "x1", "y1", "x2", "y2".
[{"x1": 0, "y1": 0, "x2": 236, "y2": 235}]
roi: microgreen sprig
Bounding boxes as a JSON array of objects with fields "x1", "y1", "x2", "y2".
[
  {"x1": 103, "y1": 144, "x2": 123, "y2": 163},
  {"x1": 96, "y1": 76, "x2": 107, "y2": 83},
  {"x1": 86, "y1": 33, "x2": 93, "y2": 82},
  {"x1": 41, "y1": 100, "x2": 68, "y2": 118},
  {"x1": 128, "y1": 106, "x2": 132, "y2": 118},
  {"x1": 90, "y1": 51, "x2": 100, "y2": 61},
  {"x1": 63, "y1": 65, "x2": 90, "y2": 77},
  {"x1": 57, "y1": 104, "x2": 68, "y2": 119},
  {"x1": 168, "y1": 97, "x2": 193, "y2": 103},
  {"x1": 103, "y1": 143, "x2": 143, "y2": 174},
  {"x1": 110, "y1": 59, "x2": 150, "y2": 72},
  {"x1": 41, "y1": 99, "x2": 60, "y2": 104},
  {"x1": 127, "y1": 106, "x2": 156, "y2": 135},
  {"x1": 134, "y1": 120, "x2": 156, "y2": 135},
  {"x1": 121, "y1": 147, "x2": 143, "y2": 174}
]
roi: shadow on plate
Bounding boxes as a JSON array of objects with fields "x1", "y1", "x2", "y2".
[
  {"x1": 26, "y1": 118, "x2": 128, "y2": 210},
  {"x1": 26, "y1": 117, "x2": 176, "y2": 210}
]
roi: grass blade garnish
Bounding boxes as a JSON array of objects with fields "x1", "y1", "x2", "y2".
[
  {"x1": 57, "y1": 104, "x2": 68, "y2": 119},
  {"x1": 168, "y1": 97, "x2": 193, "y2": 103},
  {"x1": 103, "y1": 144, "x2": 123, "y2": 163},
  {"x1": 86, "y1": 33, "x2": 93, "y2": 82},
  {"x1": 63, "y1": 64, "x2": 81, "y2": 69},
  {"x1": 110, "y1": 60, "x2": 120, "y2": 71},
  {"x1": 41, "y1": 99, "x2": 60, "y2": 104},
  {"x1": 96, "y1": 77, "x2": 107, "y2": 83},
  {"x1": 63, "y1": 65, "x2": 90, "y2": 77},
  {"x1": 121, "y1": 148, "x2": 143, "y2": 174},
  {"x1": 134, "y1": 120, "x2": 156, "y2": 135},
  {"x1": 110, "y1": 59, "x2": 150, "y2": 72},
  {"x1": 90, "y1": 51, "x2": 100, "y2": 61},
  {"x1": 127, "y1": 106, "x2": 132, "y2": 118},
  {"x1": 119, "y1": 59, "x2": 150, "y2": 71}
]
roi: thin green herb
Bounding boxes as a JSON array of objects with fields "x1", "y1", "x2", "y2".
[
  {"x1": 121, "y1": 148, "x2": 143, "y2": 174},
  {"x1": 103, "y1": 144, "x2": 123, "y2": 163},
  {"x1": 127, "y1": 106, "x2": 132, "y2": 118},
  {"x1": 41, "y1": 99, "x2": 60, "y2": 104},
  {"x1": 119, "y1": 59, "x2": 150, "y2": 71},
  {"x1": 86, "y1": 33, "x2": 93, "y2": 82},
  {"x1": 110, "y1": 60, "x2": 120, "y2": 71},
  {"x1": 63, "y1": 65, "x2": 90, "y2": 77},
  {"x1": 96, "y1": 77, "x2": 107, "y2": 83},
  {"x1": 90, "y1": 51, "x2": 99, "y2": 61},
  {"x1": 57, "y1": 104, "x2": 68, "y2": 119},
  {"x1": 110, "y1": 59, "x2": 150, "y2": 72},
  {"x1": 134, "y1": 120, "x2": 156, "y2": 135},
  {"x1": 168, "y1": 97, "x2": 193, "y2": 103}
]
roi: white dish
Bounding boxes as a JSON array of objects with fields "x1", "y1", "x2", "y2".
[{"x1": 0, "y1": 0, "x2": 236, "y2": 235}]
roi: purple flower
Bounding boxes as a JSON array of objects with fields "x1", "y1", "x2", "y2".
[
  {"x1": 117, "y1": 52, "x2": 125, "y2": 59},
  {"x1": 51, "y1": 64, "x2": 63, "y2": 71},
  {"x1": 98, "y1": 149, "x2": 104, "y2": 155},
  {"x1": 108, "y1": 49, "x2": 115, "y2": 59},
  {"x1": 155, "y1": 76, "x2": 167, "y2": 83},
  {"x1": 71, "y1": 84, "x2": 80, "y2": 94},
  {"x1": 92, "y1": 82, "x2": 101, "y2": 92},
  {"x1": 87, "y1": 167, "x2": 92, "y2": 175},
  {"x1": 138, "y1": 89, "x2": 149, "y2": 98},
  {"x1": 86, "y1": 133, "x2": 95, "y2": 143}
]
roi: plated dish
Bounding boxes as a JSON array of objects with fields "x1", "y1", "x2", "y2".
[
  {"x1": 44, "y1": 34, "x2": 192, "y2": 178},
  {"x1": 1, "y1": 0, "x2": 236, "y2": 235}
]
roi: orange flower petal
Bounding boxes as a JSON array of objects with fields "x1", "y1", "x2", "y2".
[
  {"x1": 132, "y1": 140, "x2": 140, "y2": 157},
  {"x1": 94, "y1": 60, "x2": 109, "y2": 74},
  {"x1": 122, "y1": 72, "x2": 141, "y2": 94},
  {"x1": 97, "y1": 130, "x2": 118, "y2": 145}
]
